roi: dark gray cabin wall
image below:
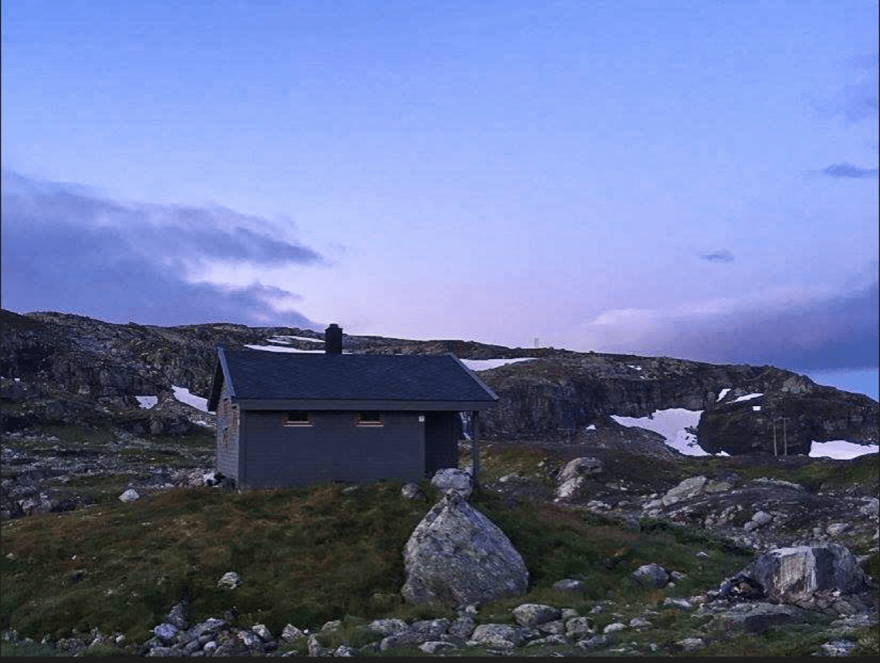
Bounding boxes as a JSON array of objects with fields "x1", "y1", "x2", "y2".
[
  {"x1": 215, "y1": 380, "x2": 240, "y2": 480},
  {"x1": 424, "y1": 412, "x2": 459, "y2": 475},
  {"x1": 239, "y1": 411, "x2": 425, "y2": 489}
]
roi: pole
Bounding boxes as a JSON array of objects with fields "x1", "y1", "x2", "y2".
[
  {"x1": 471, "y1": 410, "x2": 481, "y2": 486},
  {"x1": 781, "y1": 416, "x2": 789, "y2": 456},
  {"x1": 773, "y1": 420, "x2": 777, "y2": 456}
]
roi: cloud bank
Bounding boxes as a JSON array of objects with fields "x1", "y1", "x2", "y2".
[
  {"x1": 822, "y1": 163, "x2": 880, "y2": 179},
  {"x1": 0, "y1": 170, "x2": 322, "y2": 327},
  {"x1": 573, "y1": 280, "x2": 879, "y2": 371}
]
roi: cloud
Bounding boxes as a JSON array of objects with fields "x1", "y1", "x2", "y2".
[
  {"x1": 0, "y1": 169, "x2": 323, "y2": 327},
  {"x1": 573, "y1": 280, "x2": 879, "y2": 371},
  {"x1": 821, "y1": 163, "x2": 880, "y2": 179},
  {"x1": 699, "y1": 249, "x2": 735, "y2": 263}
]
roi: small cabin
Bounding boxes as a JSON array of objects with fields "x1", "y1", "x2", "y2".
[{"x1": 206, "y1": 325, "x2": 498, "y2": 489}]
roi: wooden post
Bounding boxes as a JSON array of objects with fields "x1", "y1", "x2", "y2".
[
  {"x1": 782, "y1": 417, "x2": 788, "y2": 456},
  {"x1": 471, "y1": 410, "x2": 481, "y2": 486},
  {"x1": 773, "y1": 420, "x2": 778, "y2": 456}
]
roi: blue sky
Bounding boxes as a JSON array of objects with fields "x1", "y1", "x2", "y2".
[{"x1": 2, "y1": 0, "x2": 878, "y2": 398}]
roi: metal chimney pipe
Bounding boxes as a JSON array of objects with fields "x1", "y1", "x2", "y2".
[{"x1": 325, "y1": 323, "x2": 343, "y2": 354}]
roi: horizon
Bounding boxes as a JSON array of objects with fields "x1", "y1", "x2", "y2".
[{"x1": 2, "y1": 1, "x2": 877, "y2": 396}]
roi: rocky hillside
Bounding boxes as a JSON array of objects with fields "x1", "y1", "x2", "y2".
[{"x1": 1, "y1": 308, "x2": 877, "y2": 456}]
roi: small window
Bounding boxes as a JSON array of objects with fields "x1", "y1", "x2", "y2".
[
  {"x1": 356, "y1": 412, "x2": 384, "y2": 426},
  {"x1": 284, "y1": 411, "x2": 312, "y2": 426}
]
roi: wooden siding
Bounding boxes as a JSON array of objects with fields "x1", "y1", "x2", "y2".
[
  {"x1": 238, "y1": 410, "x2": 426, "y2": 489},
  {"x1": 215, "y1": 380, "x2": 239, "y2": 479},
  {"x1": 424, "y1": 412, "x2": 459, "y2": 475}
]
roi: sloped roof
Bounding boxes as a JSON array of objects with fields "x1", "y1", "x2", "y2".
[{"x1": 208, "y1": 349, "x2": 498, "y2": 411}]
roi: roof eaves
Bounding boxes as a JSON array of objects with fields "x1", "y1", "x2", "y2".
[{"x1": 445, "y1": 352, "x2": 500, "y2": 402}]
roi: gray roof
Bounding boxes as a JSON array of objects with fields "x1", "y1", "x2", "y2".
[{"x1": 208, "y1": 349, "x2": 498, "y2": 411}]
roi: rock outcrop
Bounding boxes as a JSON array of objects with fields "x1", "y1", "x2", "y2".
[{"x1": 401, "y1": 491, "x2": 529, "y2": 606}]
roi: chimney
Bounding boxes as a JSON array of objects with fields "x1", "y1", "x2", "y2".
[{"x1": 325, "y1": 323, "x2": 343, "y2": 354}]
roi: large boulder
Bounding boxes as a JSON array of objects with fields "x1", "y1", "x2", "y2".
[
  {"x1": 401, "y1": 491, "x2": 529, "y2": 605},
  {"x1": 741, "y1": 544, "x2": 866, "y2": 604},
  {"x1": 661, "y1": 476, "x2": 707, "y2": 506},
  {"x1": 558, "y1": 457, "x2": 603, "y2": 483},
  {"x1": 430, "y1": 468, "x2": 473, "y2": 499}
]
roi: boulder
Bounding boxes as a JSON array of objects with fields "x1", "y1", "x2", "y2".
[
  {"x1": 430, "y1": 468, "x2": 473, "y2": 499},
  {"x1": 119, "y1": 489, "x2": 140, "y2": 503},
  {"x1": 705, "y1": 602, "x2": 804, "y2": 634},
  {"x1": 565, "y1": 617, "x2": 594, "y2": 640},
  {"x1": 365, "y1": 618, "x2": 408, "y2": 636},
  {"x1": 468, "y1": 623, "x2": 528, "y2": 648},
  {"x1": 401, "y1": 483, "x2": 427, "y2": 500},
  {"x1": 401, "y1": 491, "x2": 529, "y2": 605},
  {"x1": 553, "y1": 578, "x2": 589, "y2": 593},
  {"x1": 280, "y1": 624, "x2": 306, "y2": 643},
  {"x1": 742, "y1": 545, "x2": 866, "y2": 603},
  {"x1": 152, "y1": 623, "x2": 178, "y2": 645},
  {"x1": 661, "y1": 476, "x2": 707, "y2": 506},
  {"x1": 217, "y1": 572, "x2": 242, "y2": 590},
  {"x1": 632, "y1": 563, "x2": 670, "y2": 588},
  {"x1": 511, "y1": 603, "x2": 562, "y2": 627},
  {"x1": 558, "y1": 457, "x2": 603, "y2": 483},
  {"x1": 554, "y1": 477, "x2": 584, "y2": 501}
]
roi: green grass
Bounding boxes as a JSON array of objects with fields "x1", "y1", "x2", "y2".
[{"x1": 0, "y1": 640, "x2": 64, "y2": 657}]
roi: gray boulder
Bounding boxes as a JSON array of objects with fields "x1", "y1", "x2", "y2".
[
  {"x1": 365, "y1": 618, "x2": 408, "y2": 637},
  {"x1": 468, "y1": 623, "x2": 528, "y2": 648},
  {"x1": 119, "y1": 489, "x2": 140, "y2": 503},
  {"x1": 512, "y1": 603, "x2": 562, "y2": 627},
  {"x1": 401, "y1": 483, "x2": 427, "y2": 500},
  {"x1": 705, "y1": 602, "x2": 804, "y2": 634},
  {"x1": 401, "y1": 491, "x2": 529, "y2": 605},
  {"x1": 430, "y1": 468, "x2": 473, "y2": 499},
  {"x1": 153, "y1": 623, "x2": 178, "y2": 645},
  {"x1": 661, "y1": 476, "x2": 707, "y2": 506},
  {"x1": 742, "y1": 544, "x2": 866, "y2": 603},
  {"x1": 217, "y1": 572, "x2": 242, "y2": 589},
  {"x1": 632, "y1": 563, "x2": 670, "y2": 588},
  {"x1": 280, "y1": 624, "x2": 305, "y2": 643},
  {"x1": 558, "y1": 457, "x2": 603, "y2": 483}
]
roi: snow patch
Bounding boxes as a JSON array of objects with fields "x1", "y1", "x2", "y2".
[
  {"x1": 733, "y1": 392, "x2": 763, "y2": 403},
  {"x1": 585, "y1": 424, "x2": 597, "y2": 431},
  {"x1": 268, "y1": 335, "x2": 322, "y2": 344},
  {"x1": 716, "y1": 388, "x2": 731, "y2": 402},
  {"x1": 461, "y1": 357, "x2": 537, "y2": 371},
  {"x1": 716, "y1": 450, "x2": 730, "y2": 457},
  {"x1": 245, "y1": 344, "x2": 324, "y2": 354},
  {"x1": 135, "y1": 396, "x2": 158, "y2": 410},
  {"x1": 172, "y1": 385, "x2": 208, "y2": 412},
  {"x1": 627, "y1": 364, "x2": 643, "y2": 371},
  {"x1": 752, "y1": 406, "x2": 761, "y2": 412},
  {"x1": 809, "y1": 440, "x2": 879, "y2": 460},
  {"x1": 610, "y1": 408, "x2": 708, "y2": 456}
]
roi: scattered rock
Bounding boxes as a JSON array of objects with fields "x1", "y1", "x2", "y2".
[
  {"x1": 166, "y1": 603, "x2": 189, "y2": 631},
  {"x1": 152, "y1": 623, "x2": 178, "y2": 645},
  {"x1": 365, "y1": 618, "x2": 408, "y2": 636},
  {"x1": 817, "y1": 640, "x2": 857, "y2": 657},
  {"x1": 632, "y1": 563, "x2": 669, "y2": 588},
  {"x1": 119, "y1": 489, "x2": 140, "y2": 503},
  {"x1": 251, "y1": 624, "x2": 273, "y2": 642},
  {"x1": 430, "y1": 468, "x2": 473, "y2": 499},
  {"x1": 663, "y1": 598, "x2": 693, "y2": 610},
  {"x1": 280, "y1": 625, "x2": 306, "y2": 643},
  {"x1": 661, "y1": 476, "x2": 707, "y2": 506},
  {"x1": 217, "y1": 572, "x2": 242, "y2": 590},
  {"x1": 401, "y1": 491, "x2": 529, "y2": 605},
  {"x1": 512, "y1": 603, "x2": 562, "y2": 627},
  {"x1": 603, "y1": 623, "x2": 627, "y2": 634},
  {"x1": 400, "y1": 483, "x2": 427, "y2": 500},
  {"x1": 468, "y1": 623, "x2": 528, "y2": 648},
  {"x1": 565, "y1": 617, "x2": 594, "y2": 640},
  {"x1": 419, "y1": 641, "x2": 457, "y2": 654},
  {"x1": 741, "y1": 544, "x2": 866, "y2": 603},
  {"x1": 677, "y1": 637, "x2": 705, "y2": 651},
  {"x1": 558, "y1": 457, "x2": 603, "y2": 483}
]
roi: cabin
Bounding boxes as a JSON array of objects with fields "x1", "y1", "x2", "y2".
[{"x1": 206, "y1": 324, "x2": 498, "y2": 489}]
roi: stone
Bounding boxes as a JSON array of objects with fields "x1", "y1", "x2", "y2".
[
  {"x1": 119, "y1": 489, "x2": 140, "y2": 503},
  {"x1": 419, "y1": 641, "x2": 457, "y2": 654},
  {"x1": 401, "y1": 491, "x2": 529, "y2": 605},
  {"x1": 751, "y1": 511, "x2": 773, "y2": 526},
  {"x1": 280, "y1": 624, "x2": 306, "y2": 643},
  {"x1": 629, "y1": 617, "x2": 651, "y2": 629},
  {"x1": 561, "y1": 608, "x2": 579, "y2": 620},
  {"x1": 661, "y1": 476, "x2": 707, "y2": 506},
  {"x1": 741, "y1": 544, "x2": 866, "y2": 604},
  {"x1": 187, "y1": 619, "x2": 226, "y2": 641},
  {"x1": 558, "y1": 457, "x2": 603, "y2": 483},
  {"x1": 236, "y1": 629, "x2": 262, "y2": 648},
  {"x1": 512, "y1": 603, "x2": 562, "y2": 627},
  {"x1": 707, "y1": 602, "x2": 804, "y2": 634},
  {"x1": 365, "y1": 618, "x2": 408, "y2": 636},
  {"x1": 578, "y1": 635, "x2": 608, "y2": 649},
  {"x1": 553, "y1": 578, "x2": 588, "y2": 594},
  {"x1": 401, "y1": 483, "x2": 427, "y2": 500},
  {"x1": 565, "y1": 617, "x2": 594, "y2": 640},
  {"x1": 554, "y1": 477, "x2": 584, "y2": 500},
  {"x1": 860, "y1": 497, "x2": 879, "y2": 517},
  {"x1": 379, "y1": 619, "x2": 450, "y2": 651},
  {"x1": 603, "y1": 623, "x2": 627, "y2": 634},
  {"x1": 307, "y1": 634, "x2": 330, "y2": 657},
  {"x1": 818, "y1": 640, "x2": 857, "y2": 657},
  {"x1": 468, "y1": 624, "x2": 527, "y2": 648},
  {"x1": 152, "y1": 623, "x2": 178, "y2": 645},
  {"x1": 663, "y1": 598, "x2": 693, "y2": 610},
  {"x1": 632, "y1": 563, "x2": 669, "y2": 588},
  {"x1": 251, "y1": 624, "x2": 273, "y2": 642},
  {"x1": 166, "y1": 603, "x2": 189, "y2": 631},
  {"x1": 677, "y1": 637, "x2": 705, "y2": 651},
  {"x1": 334, "y1": 645, "x2": 355, "y2": 656},
  {"x1": 430, "y1": 468, "x2": 473, "y2": 499},
  {"x1": 320, "y1": 620, "x2": 342, "y2": 632},
  {"x1": 217, "y1": 572, "x2": 242, "y2": 589},
  {"x1": 448, "y1": 616, "x2": 476, "y2": 640}
]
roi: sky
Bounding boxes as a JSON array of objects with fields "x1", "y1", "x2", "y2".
[{"x1": 2, "y1": 0, "x2": 878, "y2": 399}]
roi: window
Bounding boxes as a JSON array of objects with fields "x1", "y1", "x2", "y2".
[
  {"x1": 284, "y1": 411, "x2": 312, "y2": 426},
  {"x1": 356, "y1": 411, "x2": 384, "y2": 426}
]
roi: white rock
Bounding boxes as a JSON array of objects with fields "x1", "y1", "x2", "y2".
[
  {"x1": 603, "y1": 622, "x2": 627, "y2": 634},
  {"x1": 119, "y1": 489, "x2": 140, "y2": 503},
  {"x1": 217, "y1": 571, "x2": 242, "y2": 589}
]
